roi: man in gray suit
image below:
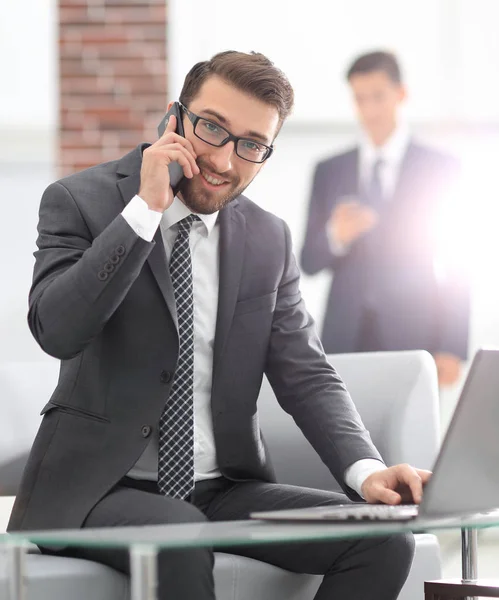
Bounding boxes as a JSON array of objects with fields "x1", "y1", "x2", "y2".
[{"x1": 9, "y1": 51, "x2": 429, "y2": 599}]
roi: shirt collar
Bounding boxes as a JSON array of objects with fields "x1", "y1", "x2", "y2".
[
  {"x1": 360, "y1": 121, "x2": 411, "y2": 167},
  {"x1": 161, "y1": 196, "x2": 219, "y2": 236}
]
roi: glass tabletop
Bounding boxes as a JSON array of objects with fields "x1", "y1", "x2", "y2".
[{"x1": 3, "y1": 510, "x2": 499, "y2": 551}]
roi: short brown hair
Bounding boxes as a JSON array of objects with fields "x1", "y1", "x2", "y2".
[
  {"x1": 179, "y1": 50, "x2": 294, "y2": 133},
  {"x1": 346, "y1": 51, "x2": 402, "y2": 84}
]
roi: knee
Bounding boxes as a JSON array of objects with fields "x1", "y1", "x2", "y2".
[
  {"x1": 385, "y1": 532, "x2": 415, "y2": 572},
  {"x1": 145, "y1": 497, "x2": 209, "y2": 527},
  {"x1": 167, "y1": 499, "x2": 210, "y2": 525}
]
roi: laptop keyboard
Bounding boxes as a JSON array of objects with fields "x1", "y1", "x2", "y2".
[{"x1": 313, "y1": 504, "x2": 419, "y2": 521}]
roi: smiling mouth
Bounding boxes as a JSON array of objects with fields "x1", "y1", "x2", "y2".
[{"x1": 200, "y1": 170, "x2": 229, "y2": 187}]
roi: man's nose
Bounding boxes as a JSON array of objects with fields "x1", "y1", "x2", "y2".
[{"x1": 208, "y1": 141, "x2": 235, "y2": 173}]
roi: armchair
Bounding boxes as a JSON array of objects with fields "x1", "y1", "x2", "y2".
[{"x1": 0, "y1": 351, "x2": 442, "y2": 600}]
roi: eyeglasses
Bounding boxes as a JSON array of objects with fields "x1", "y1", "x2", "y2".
[{"x1": 179, "y1": 103, "x2": 274, "y2": 164}]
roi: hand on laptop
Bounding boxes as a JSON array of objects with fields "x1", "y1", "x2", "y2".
[{"x1": 361, "y1": 464, "x2": 432, "y2": 505}]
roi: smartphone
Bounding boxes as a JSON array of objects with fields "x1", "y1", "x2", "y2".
[{"x1": 157, "y1": 102, "x2": 186, "y2": 196}]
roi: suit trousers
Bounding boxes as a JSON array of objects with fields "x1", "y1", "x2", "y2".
[{"x1": 46, "y1": 476, "x2": 415, "y2": 600}]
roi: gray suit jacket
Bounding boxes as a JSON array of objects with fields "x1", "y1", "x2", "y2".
[{"x1": 9, "y1": 144, "x2": 381, "y2": 532}]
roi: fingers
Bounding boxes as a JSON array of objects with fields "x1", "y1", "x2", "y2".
[
  {"x1": 408, "y1": 478, "x2": 423, "y2": 504},
  {"x1": 416, "y1": 469, "x2": 432, "y2": 484},
  {"x1": 398, "y1": 465, "x2": 425, "y2": 504},
  {"x1": 165, "y1": 148, "x2": 199, "y2": 179},
  {"x1": 335, "y1": 203, "x2": 378, "y2": 226},
  {"x1": 371, "y1": 485, "x2": 401, "y2": 505},
  {"x1": 366, "y1": 465, "x2": 431, "y2": 505},
  {"x1": 156, "y1": 116, "x2": 198, "y2": 157},
  {"x1": 164, "y1": 114, "x2": 177, "y2": 135},
  {"x1": 145, "y1": 142, "x2": 199, "y2": 179},
  {"x1": 337, "y1": 202, "x2": 377, "y2": 216}
]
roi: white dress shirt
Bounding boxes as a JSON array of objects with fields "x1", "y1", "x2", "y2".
[
  {"x1": 125, "y1": 195, "x2": 221, "y2": 482},
  {"x1": 329, "y1": 123, "x2": 411, "y2": 255},
  {"x1": 359, "y1": 122, "x2": 411, "y2": 200},
  {"x1": 123, "y1": 195, "x2": 385, "y2": 494}
]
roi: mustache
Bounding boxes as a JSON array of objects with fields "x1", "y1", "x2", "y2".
[{"x1": 195, "y1": 159, "x2": 235, "y2": 184}]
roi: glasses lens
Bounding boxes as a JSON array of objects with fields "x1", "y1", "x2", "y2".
[
  {"x1": 195, "y1": 119, "x2": 229, "y2": 146},
  {"x1": 237, "y1": 139, "x2": 270, "y2": 163}
]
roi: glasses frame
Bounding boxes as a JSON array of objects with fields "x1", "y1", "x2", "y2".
[{"x1": 179, "y1": 103, "x2": 274, "y2": 164}]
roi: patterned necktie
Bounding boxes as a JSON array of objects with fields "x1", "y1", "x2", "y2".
[{"x1": 158, "y1": 214, "x2": 199, "y2": 499}]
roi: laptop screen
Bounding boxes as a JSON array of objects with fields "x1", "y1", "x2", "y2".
[{"x1": 420, "y1": 349, "x2": 499, "y2": 518}]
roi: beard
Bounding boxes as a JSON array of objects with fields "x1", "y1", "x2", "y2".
[{"x1": 178, "y1": 158, "x2": 253, "y2": 215}]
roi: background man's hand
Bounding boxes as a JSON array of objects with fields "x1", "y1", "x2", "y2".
[
  {"x1": 361, "y1": 464, "x2": 432, "y2": 505},
  {"x1": 434, "y1": 353, "x2": 462, "y2": 387},
  {"x1": 138, "y1": 114, "x2": 200, "y2": 213},
  {"x1": 328, "y1": 201, "x2": 379, "y2": 247}
]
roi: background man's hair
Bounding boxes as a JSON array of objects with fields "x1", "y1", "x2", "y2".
[{"x1": 346, "y1": 50, "x2": 402, "y2": 84}]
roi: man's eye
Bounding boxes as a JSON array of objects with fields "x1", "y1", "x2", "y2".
[
  {"x1": 241, "y1": 140, "x2": 262, "y2": 152},
  {"x1": 204, "y1": 121, "x2": 221, "y2": 133}
]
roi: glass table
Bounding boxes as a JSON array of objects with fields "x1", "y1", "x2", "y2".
[{"x1": 3, "y1": 510, "x2": 499, "y2": 600}]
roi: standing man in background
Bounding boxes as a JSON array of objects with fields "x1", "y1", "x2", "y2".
[{"x1": 300, "y1": 51, "x2": 470, "y2": 386}]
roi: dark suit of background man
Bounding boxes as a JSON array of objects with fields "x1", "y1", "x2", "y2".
[
  {"x1": 301, "y1": 51, "x2": 470, "y2": 387},
  {"x1": 9, "y1": 51, "x2": 430, "y2": 600}
]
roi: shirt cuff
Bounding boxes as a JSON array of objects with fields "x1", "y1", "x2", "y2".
[
  {"x1": 122, "y1": 195, "x2": 162, "y2": 242},
  {"x1": 344, "y1": 459, "x2": 387, "y2": 498}
]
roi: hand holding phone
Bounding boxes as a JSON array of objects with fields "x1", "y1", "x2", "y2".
[
  {"x1": 138, "y1": 102, "x2": 199, "y2": 213},
  {"x1": 329, "y1": 199, "x2": 379, "y2": 247}
]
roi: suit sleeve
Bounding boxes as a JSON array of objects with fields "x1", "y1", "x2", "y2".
[
  {"x1": 300, "y1": 161, "x2": 350, "y2": 275},
  {"x1": 266, "y1": 220, "x2": 382, "y2": 497},
  {"x1": 28, "y1": 181, "x2": 155, "y2": 359}
]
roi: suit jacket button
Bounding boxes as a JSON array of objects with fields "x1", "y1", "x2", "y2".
[
  {"x1": 160, "y1": 370, "x2": 172, "y2": 384},
  {"x1": 97, "y1": 270, "x2": 108, "y2": 281},
  {"x1": 116, "y1": 245, "x2": 126, "y2": 256},
  {"x1": 104, "y1": 262, "x2": 114, "y2": 273},
  {"x1": 141, "y1": 425, "x2": 152, "y2": 438},
  {"x1": 110, "y1": 254, "x2": 120, "y2": 264}
]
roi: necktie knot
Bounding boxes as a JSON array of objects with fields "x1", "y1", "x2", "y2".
[{"x1": 177, "y1": 214, "x2": 200, "y2": 236}]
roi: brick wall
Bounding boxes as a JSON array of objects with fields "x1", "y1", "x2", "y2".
[{"x1": 59, "y1": 0, "x2": 167, "y2": 176}]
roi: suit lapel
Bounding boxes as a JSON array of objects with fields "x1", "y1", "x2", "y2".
[
  {"x1": 147, "y1": 230, "x2": 178, "y2": 330},
  {"x1": 116, "y1": 144, "x2": 178, "y2": 330},
  {"x1": 213, "y1": 201, "x2": 246, "y2": 373},
  {"x1": 334, "y1": 149, "x2": 360, "y2": 200},
  {"x1": 346, "y1": 148, "x2": 360, "y2": 195}
]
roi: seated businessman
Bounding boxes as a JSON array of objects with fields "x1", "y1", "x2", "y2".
[{"x1": 9, "y1": 51, "x2": 430, "y2": 599}]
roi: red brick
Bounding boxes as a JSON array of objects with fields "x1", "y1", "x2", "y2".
[
  {"x1": 60, "y1": 6, "x2": 165, "y2": 25},
  {"x1": 101, "y1": 6, "x2": 166, "y2": 24},
  {"x1": 59, "y1": 0, "x2": 167, "y2": 176},
  {"x1": 59, "y1": 7, "x2": 91, "y2": 24},
  {"x1": 61, "y1": 26, "x2": 130, "y2": 45},
  {"x1": 60, "y1": 40, "x2": 166, "y2": 60},
  {"x1": 60, "y1": 0, "x2": 165, "y2": 6}
]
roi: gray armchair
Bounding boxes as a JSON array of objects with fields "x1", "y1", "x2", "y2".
[{"x1": 0, "y1": 351, "x2": 442, "y2": 599}]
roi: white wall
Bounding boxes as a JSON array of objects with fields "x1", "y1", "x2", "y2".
[
  {"x1": 168, "y1": 0, "x2": 499, "y2": 125},
  {"x1": 0, "y1": 0, "x2": 57, "y2": 162},
  {"x1": 2, "y1": 0, "x2": 499, "y2": 379}
]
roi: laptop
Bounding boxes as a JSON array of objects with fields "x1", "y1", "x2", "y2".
[{"x1": 250, "y1": 348, "x2": 499, "y2": 523}]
